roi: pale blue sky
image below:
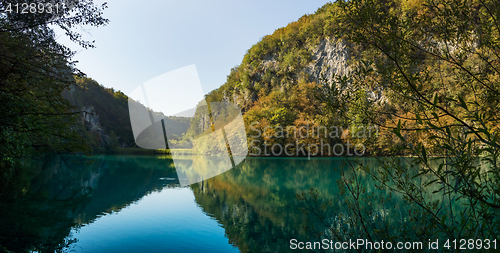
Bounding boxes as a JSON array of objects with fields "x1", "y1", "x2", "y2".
[{"x1": 57, "y1": 0, "x2": 331, "y2": 96}]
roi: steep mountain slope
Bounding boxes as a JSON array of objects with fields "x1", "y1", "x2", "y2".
[
  {"x1": 62, "y1": 3, "x2": 381, "y2": 155},
  {"x1": 64, "y1": 77, "x2": 191, "y2": 152},
  {"x1": 199, "y1": 0, "x2": 499, "y2": 158},
  {"x1": 206, "y1": 3, "x2": 348, "y2": 110},
  {"x1": 196, "y1": 3, "x2": 388, "y2": 156}
]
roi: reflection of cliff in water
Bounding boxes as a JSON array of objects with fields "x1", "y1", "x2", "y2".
[
  {"x1": 190, "y1": 158, "x2": 359, "y2": 253},
  {"x1": 0, "y1": 156, "x2": 428, "y2": 253},
  {"x1": 75, "y1": 156, "x2": 180, "y2": 224},
  {"x1": 191, "y1": 157, "x2": 462, "y2": 253},
  {"x1": 0, "y1": 155, "x2": 179, "y2": 252}
]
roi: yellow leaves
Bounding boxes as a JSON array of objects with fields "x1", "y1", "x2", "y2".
[{"x1": 402, "y1": 0, "x2": 426, "y2": 14}]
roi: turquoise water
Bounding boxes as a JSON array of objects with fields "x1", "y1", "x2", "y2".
[
  {"x1": 73, "y1": 188, "x2": 238, "y2": 253},
  {"x1": 0, "y1": 155, "x2": 400, "y2": 252}
]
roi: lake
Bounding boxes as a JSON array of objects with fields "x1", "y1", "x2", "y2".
[{"x1": 0, "y1": 155, "x2": 437, "y2": 252}]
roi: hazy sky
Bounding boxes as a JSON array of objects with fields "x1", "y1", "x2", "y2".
[{"x1": 57, "y1": 0, "x2": 331, "y2": 97}]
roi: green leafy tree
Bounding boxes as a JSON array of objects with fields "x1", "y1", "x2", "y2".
[
  {"x1": 105, "y1": 131, "x2": 119, "y2": 153},
  {"x1": 0, "y1": 1, "x2": 108, "y2": 171},
  {"x1": 304, "y1": 0, "x2": 500, "y2": 244}
]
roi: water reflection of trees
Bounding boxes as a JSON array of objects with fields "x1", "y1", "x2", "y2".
[
  {"x1": 190, "y1": 158, "x2": 443, "y2": 253},
  {"x1": 190, "y1": 158, "x2": 374, "y2": 253},
  {"x1": 0, "y1": 155, "x2": 178, "y2": 252},
  {"x1": 0, "y1": 156, "x2": 447, "y2": 252},
  {"x1": 298, "y1": 158, "x2": 472, "y2": 253}
]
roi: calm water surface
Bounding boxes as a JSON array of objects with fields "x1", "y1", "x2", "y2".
[{"x1": 0, "y1": 155, "x2": 390, "y2": 252}]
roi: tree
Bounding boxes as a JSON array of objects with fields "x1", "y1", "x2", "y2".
[
  {"x1": 105, "y1": 131, "x2": 119, "y2": 153},
  {"x1": 0, "y1": 1, "x2": 108, "y2": 169},
  {"x1": 304, "y1": 0, "x2": 500, "y2": 244}
]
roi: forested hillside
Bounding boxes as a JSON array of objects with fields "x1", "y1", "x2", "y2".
[
  {"x1": 291, "y1": 0, "x2": 500, "y2": 242},
  {"x1": 198, "y1": 3, "x2": 390, "y2": 156},
  {"x1": 0, "y1": 0, "x2": 109, "y2": 166},
  {"x1": 63, "y1": 77, "x2": 134, "y2": 150},
  {"x1": 64, "y1": 77, "x2": 191, "y2": 152},
  {"x1": 197, "y1": 0, "x2": 500, "y2": 242},
  {"x1": 198, "y1": 0, "x2": 499, "y2": 159}
]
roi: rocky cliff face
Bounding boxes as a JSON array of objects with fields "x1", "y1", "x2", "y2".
[
  {"x1": 81, "y1": 106, "x2": 104, "y2": 133},
  {"x1": 191, "y1": 38, "x2": 351, "y2": 136},
  {"x1": 221, "y1": 37, "x2": 354, "y2": 109},
  {"x1": 306, "y1": 37, "x2": 351, "y2": 84},
  {"x1": 63, "y1": 79, "x2": 136, "y2": 148},
  {"x1": 307, "y1": 38, "x2": 384, "y2": 103},
  {"x1": 217, "y1": 38, "x2": 348, "y2": 108},
  {"x1": 307, "y1": 38, "x2": 387, "y2": 104},
  {"x1": 256, "y1": 37, "x2": 352, "y2": 86},
  {"x1": 65, "y1": 85, "x2": 108, "y2": 142},
  {"x1": 80, "y1": 105, "x2": 110, "y2": 145}
]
